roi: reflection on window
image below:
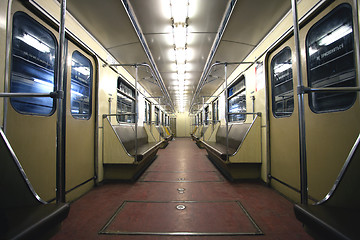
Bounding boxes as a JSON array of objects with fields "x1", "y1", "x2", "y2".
[
  {"x1": 228, "y1": 76, "x2": 246, "y2": 122},
  {"x1": 71, "y1": 51, "x2": 92, "y2": 119},
  {"x1": 10, "y1": 12, "x2": 57, "y2": 115},
  {"x1": 145, "y1": 100, "x2": 151, "y2": 124},
  {"x1": 117, "y1": 77, "x2": 135, "y2": 123},
  {"x1": 212, "y1": 99, "x2": 219, "y2": 122},
  {"x1": 204, "y1": 105, "x2": 209, "y2": 125},
  {"x1": 155, "y1": 107, "x2": 159, "y2": 125},
  {"x1": 271, "y1": 47, "x2": 294, "y2": 117},
  {"x1": 306, "y1": 4, "x2": 356, "y2": 113}
]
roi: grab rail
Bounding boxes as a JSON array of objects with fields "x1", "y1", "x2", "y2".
[
  {"x1": 298, "y1": 86, "x2": 360, "y2": 94},
  {"x1": 0, "y1": 91, "x2": 64, "y2": 98}
]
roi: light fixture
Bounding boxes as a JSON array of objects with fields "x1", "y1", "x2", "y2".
[
  {"x1": 171, "y1": 0, "x2": 188, "y2": 23},
  {"x1": 170, "y1": 0, "x2": 189, "y2": 111},
  {"x1": 173, "y1": 23, "x2": 187, "y2": 49}
]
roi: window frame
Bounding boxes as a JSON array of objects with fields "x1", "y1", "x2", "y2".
[
  {"x1": 227, "y1": 75, "x2": 246, "y2": 123},
  {"x1": 270, "y1": 46, "x2": 294, "y2": 118},
  {"x1": 212, "y1": 98, "x2": 219, "y2": 123},
  {"x1": 70, "y1": 50, "x2": 93, "y2": 120},
  {"x1": 155, "y1": 106, "x2": 160, "y2": 125},
  {"x1": 10, "y1": 11, "x2": 58, "y2": 116},
  {"x1": 305, "y1": 3, "x2": 356, "y2": 114},
  {"x1": 116, "y1": 77, "x2": 135, "y2": 123}
]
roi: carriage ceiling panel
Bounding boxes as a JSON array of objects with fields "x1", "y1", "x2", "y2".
[
  {"x1": 66, "y1": 0, "x2": 292, "y2": 113},
  {"x1": 127, "y1": 0, "x2": 231, "y2": 112},
  {"x1": 198, "y1": 0, "x2": 292, "y2": 103}
]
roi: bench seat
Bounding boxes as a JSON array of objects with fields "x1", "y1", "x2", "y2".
[
  {"x1": 127, "y1": 142, "x2": 160, "y2": 161},
  {"x1": 203, "y1": 122, "x2": 260, "y2": 180},
  {"x1": 114, "y1": 125, "x2": 161, "y2": 161},
  {"x1": 104, "y1": 124, "x2": 161, "y2": 181},
  {"x1": 202, "y1": 141, "x2": 236, "y2": 160}
]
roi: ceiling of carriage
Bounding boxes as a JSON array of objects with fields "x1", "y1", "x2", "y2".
[{"x1": 66, "y1": 0, "x2": 291, "y2": 114}]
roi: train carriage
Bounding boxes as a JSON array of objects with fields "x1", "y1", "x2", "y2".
[{"x1": 0, "y1": 0, "x2": 359, "y2": 239}]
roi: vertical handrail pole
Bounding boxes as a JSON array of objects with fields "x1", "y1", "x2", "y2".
[
  {"x1": 225, "y1": 63, "x2": 229, "y2": 162},
  {"x1": 56, "y1": 0, "x2": 67, "y2": 203},
  {"x1": 135, "y1": 65, "x2": 138, "y2": 162},
  {"x1": 291, "y1": 0, "x2": 308, "y2": 205},
  {"x1": 202, "y1": 96, "x2": 205, "y2": 139}
]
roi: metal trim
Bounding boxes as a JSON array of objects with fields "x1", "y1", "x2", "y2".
[
  {"x1": 139, "y1": 170, "x2": 224, "y2": 183},
  {"x1": 231, "y1": 114, "x2": 260, "y2": 157},
  {"x1": 65, "y1": 176, "x2": 95, "y2": 194},
  {"x1": 99, "y1": 200, "x2": 263, "y2": 236},
  {"x1": 121, "y1": 1, "x2": 175, "y2": 113},
  {"x1": 316, "y1": 133, "x2": 360, "y2": 205},
  {"x1": 0, "y1": 128, "x2": 47, "y2": 204},
  {"x1": 291, "y1": 0, "x2": 308, "y2": 205},
  {"x1": 55, "y1": 0, "x2": 67, "y2": 204},
  {"x1": 103, "y1": 117, "x2": 135, "y2": 160},
  {"x1": 3, "y1": 0, "x2": 14, "y2": 132}
]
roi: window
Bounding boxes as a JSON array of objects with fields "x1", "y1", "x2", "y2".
[
  {"x1": 165, "y1": 114, "x2": 168, "y2": 125},
  {"x1": 70, "y1": 51, "x2": 93, "y2": 119},
  {"x1": 204, "y1": 105, "x2": 209, "y2": 125},
  {"x1": 212, "y1": 98, "x2": 219, "y2": 122},
  {"x1": 117, "y1": 77, "x2": 135, "y2": 123},
  {"x1": 145, "y1": 100, "x2": 151, "y2": 124},
  {"x1": 228, "y1": 76, "x2": 246, "y2": 122},
  {"x1": 270, "y1": 47, "x2": 294, "y2": 117},
  {"x1": 10, "y1": 12, "x2": 57, "y2": 115},
  {"x1": 155, "y1": 107, "x2": 159, "y2": 125},
  {"x1": 161, "y1": 111, "x2": 165, "y2": 125},
  {"x1": 306, "y1": 4, "x2": 356, "y2": 113}
]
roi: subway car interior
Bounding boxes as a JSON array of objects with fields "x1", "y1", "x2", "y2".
[{"x1": 1, "y1": 0, "x2": 359, "y2": 239}]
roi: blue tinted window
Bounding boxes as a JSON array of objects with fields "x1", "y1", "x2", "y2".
[
  {"x1": 306, "y1": 4, "x2": 356, "y2": 113},
  {"x1": 117, "y1": 77, "x2": 135, "y2": 123},
  {"x1": 228, "y1": 76, "x2": 246, "y2": 122},
  {"x1": 271, "y1": 47, "x2": 294, "y2": 117},
  {"x1": 70, "y1": 51, "x2": 92, "y2": 119},
  {"x1": 10, "y1": 12, "x2": 57, "y2": 115}
]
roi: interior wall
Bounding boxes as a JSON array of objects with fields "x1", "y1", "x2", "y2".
[{"x1": 175, "y1": 112, "x2": 191, "y2": 137}]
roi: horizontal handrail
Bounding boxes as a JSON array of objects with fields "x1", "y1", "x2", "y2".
[
  {"x1": 0, "y1": 92, "x2": 61, "y2": 98},
  {"x1": 298, "y1": 86, "x2": 360, "y2": 94},
  {"x1": 227, "y1": 112, "x2": 262, "y2": 116},
  {"x1": 103, "y1": 113, "x2": 136, "y2": 118}
]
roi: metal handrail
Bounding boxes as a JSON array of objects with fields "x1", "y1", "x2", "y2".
[
  {"x1": 300, "y1": 86, "x2": 360, "y2": 93},
  {"x1": 108, "y1": 63, "x2": 175, "y2": 113},
  {"x1": 190, "y1": 61, "x2": 257, "y2": 113},
  {"x1": 0, "y1": 92, "x2": 59, "y2": 98}
]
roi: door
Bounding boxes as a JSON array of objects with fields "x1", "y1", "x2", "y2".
[
  {"x1": 268, "y1": 0, "x2": 360, "y2": 202},
  {"x1": 64, "y1": 41, "x2": 96, "y2": 202},
  {"x1": 6, "y1": 1, "x2": 95, "y2": 202},
  {"x1": 267, "y1": 40, "x2": 301, "y2": 202}
]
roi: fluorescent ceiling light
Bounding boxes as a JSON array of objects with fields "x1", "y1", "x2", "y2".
[
  {"x1": 173, "y1": 23, "x2": 187, "y2": 48},
  {"x1": 175, "y1": 48, "x2": 186, "y2": 65},
  {"x1": 171, "y1": 0, "x2": 188, "y2": 23}
]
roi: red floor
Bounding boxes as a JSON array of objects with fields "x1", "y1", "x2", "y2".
[{"x1": 52, "y1": 138, "x2": 313, "y2": 240}]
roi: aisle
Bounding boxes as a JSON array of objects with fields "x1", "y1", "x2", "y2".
[{"x1": 52, "y1": 138, "x2": 312, "y2": 240}]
